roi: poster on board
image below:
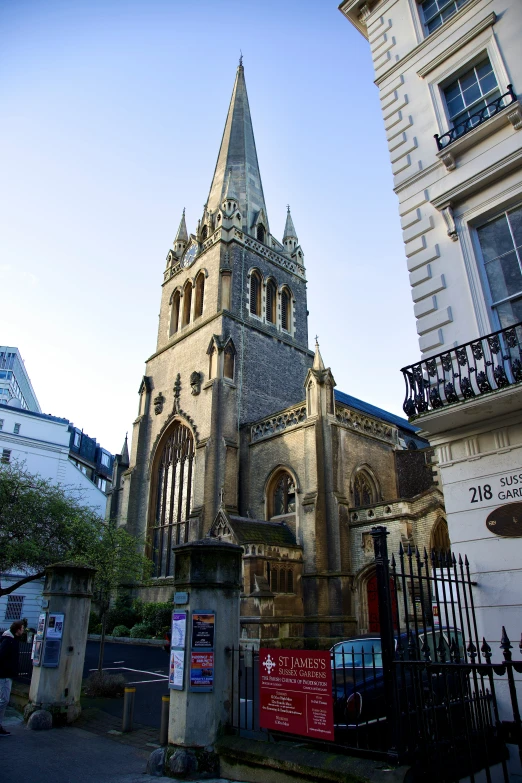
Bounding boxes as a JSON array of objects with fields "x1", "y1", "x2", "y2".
[
  {"x1": 32, "y1": 639, "x2": 43, "y2": 666},
  {"x1": 191, "y1": 613, "x2": 215, "y2": 649},
  {"x1": 36, "y1": 613, "x2": 46, "y2": 639},
  {"x1": 46, "y1": 613, "x2": 65, "y2": 640},
  {"x1": 171, "y1": 612, "x2": 187, "y2": 648},
  {"x1": 189, "y1": 651, "x2": 214, "y2": 691},
  {"x1": 169, "y1": 649, "x2": 185, "y2": 690}
]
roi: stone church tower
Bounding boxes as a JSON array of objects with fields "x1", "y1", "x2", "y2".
[
  {"x1": 115, "y1": 62, "x2": 313, "y2": 575},
  {"x1": 111, "y1": 62, "x2": 446, "y2": 647}
]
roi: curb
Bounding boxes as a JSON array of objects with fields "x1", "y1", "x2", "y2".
[{"x1": 87, "y1": 634, "x2": 165, "y2": 647}]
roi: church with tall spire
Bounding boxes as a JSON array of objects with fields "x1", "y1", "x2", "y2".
[{"x1": 109, "y1": 62, "x2": 446, "y2": 646}]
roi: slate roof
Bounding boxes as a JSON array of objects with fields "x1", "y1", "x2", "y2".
[
  {"x1": 227, "y1": 516, "x2": 297, "y2": 546},
  {"x1": 334, "y1": 389, "x2": 421, "y2": 436}
]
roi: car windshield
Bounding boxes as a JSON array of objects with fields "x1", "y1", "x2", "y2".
[{"x1": 332, "y1": 639, "x2": 382, "y2": 669}]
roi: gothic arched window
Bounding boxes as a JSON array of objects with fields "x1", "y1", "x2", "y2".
[
  {"x1": 224, "y1": 342, "x2": 235, "y2": 380},
  {"x1": 150, "y1": 422, "x2": 194, "y2": 577},
  {"x1": 353, "y1": 470, "x2": 376, "y2": 508},
  {"x1": 266, "y1": 279, "x2": 276, "y2": 323},
  {"x1": 269, "y1": 471, "x2": 296, "y2": 518},
  {"x1": 195, "y1": 272, "x2": 205, "y2": 319},
  {"x1": 182, "y1": 282, "x2": 192, "y2": 327},
  {"x1": 169, "y1": 291, "x2": 180, "y2": 337},
  {"x1": 249, "y1": 271, "x2": 262, "y2": 316},
  {"x1": 287, "y1": 569, "x2": 294, "y2": 593},
  {"x1": 256, "y1": 224, "x2": 265, "y2": 243},
  {"x1": 281, "y1": 288, "x2": 291, "y2": 332},
  {"x1": 201, "y1": 225, "x2": 208, "y2": 241}
]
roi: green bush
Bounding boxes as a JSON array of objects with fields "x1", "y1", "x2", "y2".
[
  {"x1": 84, "y1": 672, "x2": 125, "y2": 698},
  {"x1": 111, "y1": 625, "x2": 131, "y2": 638},
  {"x1": 129, "y1": 623, "x2": 153, "y2": 639},
  {"x1": 88, "y1": 611, "x2": 101, "y2": 633},
  {"x1": 141, "y1": 602, "x2": 172, "y2": 635},
  {"x1": 105, "y1": 606, "x2": 140, "y2": 634}
]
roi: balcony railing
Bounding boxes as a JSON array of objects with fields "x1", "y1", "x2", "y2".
[
  {"x1": 434, "y1": 85, "x2": 517, "y2": 150},
  {"x1": 401, "y1": 322, "x2": 522, "y2": 417}
]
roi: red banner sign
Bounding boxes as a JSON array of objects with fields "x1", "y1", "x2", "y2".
[{"x1": 259, "y1": 649, "x2": 334, "y2": 741}]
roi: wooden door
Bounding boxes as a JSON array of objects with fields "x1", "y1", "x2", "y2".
[{"x1": 367, "y1": 573, "x2": 398, "y2": 632}]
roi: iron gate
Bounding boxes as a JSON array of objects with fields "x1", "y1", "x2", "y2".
[{"x1": 372, "y1": 525, "x2": 522, "y2": 782}]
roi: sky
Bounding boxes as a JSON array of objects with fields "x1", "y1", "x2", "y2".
[{"x1": 0, "y1": 0, "x2": 421, "y2": 455}]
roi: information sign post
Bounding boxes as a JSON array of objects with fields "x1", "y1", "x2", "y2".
[{"x1": 259, "y1": 649, "x2": 334, "y2": 741}]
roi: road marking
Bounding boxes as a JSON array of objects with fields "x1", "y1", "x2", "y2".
[
  {"x1": 126, "y1": 678, "x2": 169, "y2": 684},
  {"x1": 113, "y1": 660, "x2": 125, "y2": 664},
  {"x1": 90, "y1": 666, "x2": 168, "y2": 678}
]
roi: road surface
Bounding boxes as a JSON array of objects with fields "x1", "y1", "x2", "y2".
[{"x1": 83, "y1": 640, "x2": 170, "y2": 727}]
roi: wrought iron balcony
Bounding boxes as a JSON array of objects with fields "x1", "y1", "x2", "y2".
[
  {"x1": 401, "y1": 322, "x2": 522, "y2": 418},
  {"x1": 434, "y1": 85, "x2": 517, "y2": 150}
]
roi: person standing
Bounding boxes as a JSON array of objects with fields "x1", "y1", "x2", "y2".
[{"x1": 0, "y1": 620, "x2": 24, "y2": 736}]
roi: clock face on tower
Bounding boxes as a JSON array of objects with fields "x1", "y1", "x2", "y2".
[{"x1": 181, "y1": 240, "x2": 198, "y2": 268}]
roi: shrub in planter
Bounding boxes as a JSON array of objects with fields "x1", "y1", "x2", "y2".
[
  {"x1": 129, "y1": 623, "x2": 153, "y2": 639},
  {"x1": 84, "y1": 672, "x2": 125, "y2": 698},
  {"x1": 111, "y1": 625, "x2": 131, "y2": 638}
]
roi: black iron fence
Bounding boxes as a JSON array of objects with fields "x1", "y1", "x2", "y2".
[
  {"x1": 17, "y1": 641, "x2": 33, "y2": 683},
  {"x1": 228, "y1": 531, "x2": 522, "y2": 781},
  {"x1": 401, "y1": 321, "x2": 522, "y2": 418},
  {"x1": 373, "y1": 525, "x2": 522, "y2": 782}
]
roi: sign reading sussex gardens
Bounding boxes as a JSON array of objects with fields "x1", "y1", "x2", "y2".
[{"x1": 259, "y1": 649, "x2": 334, "y2": 740}]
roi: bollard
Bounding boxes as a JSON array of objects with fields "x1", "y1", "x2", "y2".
[
  {"x1": 122, "y1": 687, "x2": 136, "y2": 733},
  {"x1": 159, "y1": 694, "x2": 170, "y2": 745}
]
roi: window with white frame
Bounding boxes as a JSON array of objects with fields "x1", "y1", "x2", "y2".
[
  {"x1": 476, "y1": 205, "x2": 522, "y2": 329},
  {"x1": 1, "y1": 449, "x2": 11, "y2": 464},
  {"x1": 419, "y1": 0, "x2": 471, "y2": 35},
  {"x1": 0, "y1": 419, "x2": 3, "y2": 431},
  {"x1": 4, "y1": 594, "x2": 24, "y2": 621},
  {"x1": 443, "y1": 58, "x2": 502, "y2": 136},
  {"x1": 14, "y1": 422, "x2": 20, "y2": 434}
]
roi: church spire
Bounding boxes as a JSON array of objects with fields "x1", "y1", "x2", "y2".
[
  {"x1": 175, "y1": 208, "x2": 188, "y2": 244},
  {"x1": 206, "y1": 62, "x2": 268, "y2": 238},
  {"x1": 120, "y1": 432, "x2": 130, "y2": 467},
  {"x1": 172, "y1": 208, "x2": 188, "y2": 258},
  {"x1": 312, "y1": 338, "x2": 325, "y2": 371},
  {"x1": 283, "y1": 205, "x2": 298, "y2": 253}
]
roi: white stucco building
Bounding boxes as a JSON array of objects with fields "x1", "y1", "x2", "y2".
[
  {"x1": 339, "y1": 0, "x2": 522, "y2": 730},
  {"x1": 0, "y1": 403, "x2": 109, "y2": 632}
]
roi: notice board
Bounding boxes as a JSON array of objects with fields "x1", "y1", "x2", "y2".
[{"x1": 259, "y1": 649, "x2": 334, "y2": 741}]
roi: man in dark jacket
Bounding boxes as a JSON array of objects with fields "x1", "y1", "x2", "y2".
[{"x1": 0, "y1": 620, "x2": 24, "y2": 736}]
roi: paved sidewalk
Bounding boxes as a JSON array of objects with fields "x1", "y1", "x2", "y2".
[{"x1": 0, "y1": 707, "x2": 246, "y2": 783}]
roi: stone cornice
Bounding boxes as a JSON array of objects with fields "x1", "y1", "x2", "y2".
[
  {"x1": 431, "y1": 146, "x2": 522, "y2": 208},
  {"x1": 417, "y1": 12, "x2": 496, "y2": 78},
  {"x1": 374, "y1": 0, "x2": 485, "y2": 87}
]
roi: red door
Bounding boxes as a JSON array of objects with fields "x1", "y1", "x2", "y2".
[
  {"x1": 367, "y1": 574, "x2": 380, "y2": 632},
  {"x1": 367, "y1": 573, "x2": 398, "y2": 632}
]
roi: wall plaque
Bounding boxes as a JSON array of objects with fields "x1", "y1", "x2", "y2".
[{"x1": 486, "y1": 502, "x2": 522, "y2": 537}]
